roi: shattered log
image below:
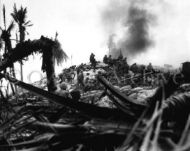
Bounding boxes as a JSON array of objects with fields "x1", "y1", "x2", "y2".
[{"x1": 97, "y1": 75, "x2": 146, "y2": 116}]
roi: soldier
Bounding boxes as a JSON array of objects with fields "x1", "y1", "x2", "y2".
[
  {"x1": 108, "y1": 55, "x2": 113, "y2": 66},
  {"x1": 77, "y1": 69, "x2": 84, "y2": 89},
  {"x1": 147, "y1": 63, "x2": 154, "y2": 72},
  {"x1": 130, "y1": 63, "x2": 138, "y2": 74},
  {"x1": 103, "y1": 55, "x2": 108, "y2": 64},
  {"x1": 90, "y1": 53, "x2": 97, "y2": 70}
]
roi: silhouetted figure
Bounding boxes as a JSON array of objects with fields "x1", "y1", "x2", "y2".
[
  {"x1": 70, "y1": 90, "x2": 81, "y2": 101},
  {"x1": 90, "y1": 53, "x2": 97, "y2": 69},
  {"x1": 147, "y1": 63, "x2": 154, "y2": 72},
  {"x1": 130, "y1": 63, "x2": 138, "y2": 74},
  {"x1": 103, "y1": 55, "x2": 108, "y2": 64},
  {"x1": 107, "y1": 55, "x2": 113, "y2": 66},
  {"x1": 77, "y1": 69, "x2": 84, "y2": 88}
]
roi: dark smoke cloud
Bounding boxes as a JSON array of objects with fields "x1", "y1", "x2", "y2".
[
  {"x1": 119, "y1": 6, "x2": 154, "y2": 56},
  {"x1": 101, "y1": 0, "x2": 156, "y2": 58}
]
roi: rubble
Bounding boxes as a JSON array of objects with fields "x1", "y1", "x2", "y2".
[
  {"x1": 1, "y1": 33, "x2": 190, "y2": 150},
  {"x1": 1, "y1": 59, "x2": 190, "y2": 151}
]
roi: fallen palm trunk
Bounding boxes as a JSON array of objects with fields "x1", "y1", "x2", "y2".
[
  {"x1": 0, "y1": 73, "x2": 134, "y2": 121},
  {"x1": 97, "y1": 75, "x2": 146, "y2": 117}
]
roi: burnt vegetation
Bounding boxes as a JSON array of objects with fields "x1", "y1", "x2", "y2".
[{"x1": 0, "y1": 3, "x2": 190, "y2": 151}]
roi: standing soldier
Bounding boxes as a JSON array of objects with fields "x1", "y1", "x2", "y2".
[
  {"x1": 77, "y1": 69, "x2": 84, "y2": 89},
  {"x1": 90, "y1": 53, "x2": 97, "y2": 70},
  {"x1": 103, "y1": 55, "x2": 108, "y2": 64},
  {"x1": 147, "y1": 63, "x2": 154, "y2": 72}
]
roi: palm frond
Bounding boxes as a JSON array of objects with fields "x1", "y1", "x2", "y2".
[
  {"x1": 11, "y1": 4, "x2": 19, "y2": 23},
  {"x1": 24, "y1": 20, "x2": 33, "y2": 26},
  {"x1": 3, "y1": 5, "x2": 6, "y2": 29},
  {"x1": 7, "y1": 21, "x2": 15, "y2": 33},
  {"x1": 11, "y1": 4, "x2": 28, "y2": 26},
  {"x1": 52, "y1": 39, "x2": 68, "y2": 65}
]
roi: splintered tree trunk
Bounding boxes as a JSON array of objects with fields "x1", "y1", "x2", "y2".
[
  {"x1": 20, "y1": 61, "x2": 23, "y2": 81},
  {"x1": 4, "y1": 38, "x2": 17, "y2": 94},
  {"x1": 43, "y1": 49, "x2": 57, "y2": 92},
  {"x1": 19, "y1": 29, "x2": 24, "y2": 82}
]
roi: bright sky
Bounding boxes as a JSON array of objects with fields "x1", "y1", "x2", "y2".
[{"x1": 1, "y1": 0, "x2": 190, "y2": 82}]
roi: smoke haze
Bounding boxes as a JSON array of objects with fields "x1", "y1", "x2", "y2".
[
  {"x1": 2, "y1": 0, "x2": 190, "y2": 73},
  {"x1": 101, "y1": 0, "x2": 156, "y2": 58}
]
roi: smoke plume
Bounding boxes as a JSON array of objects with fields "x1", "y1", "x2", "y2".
[{"x1": 101, "y1": 0, "x2": 156, "y2": 58}]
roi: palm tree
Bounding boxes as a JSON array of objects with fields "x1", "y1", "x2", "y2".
[
  {"x1": 0, "y1": 5, "x2": 15, "y2": 54},
  {"x1": 0, "y1": 5, "x2": 16, "y2": 94},
  {"x1": 41, "y1": 36, "x2": 68, "y2": 92},
  {"x1": 0, "y1": 36, "x2": 68, "y2": 92},
  {"x1": 11, "y1": 4, "x2": 33, "y2": 81},
  {"x1": 0, "y1": 21, "x2": 15, "y2": 77},
  {"x1": 0, "y1": 23, "x2": 15, "y2": 54},
  {"x1": 0, "y1": 5, "x2": 15, "y2": 76}
]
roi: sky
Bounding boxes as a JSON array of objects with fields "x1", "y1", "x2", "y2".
[{"x1": 1, "y1": 0, "x2": 190, "y2": 82}]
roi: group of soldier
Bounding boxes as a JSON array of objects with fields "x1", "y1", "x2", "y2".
[
  {"x1": 59, "y1": 52, "x2": 169, "y2": 90},
  {"x1": 102, "y1": 53, "x2": 159, "y2": 87}
]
